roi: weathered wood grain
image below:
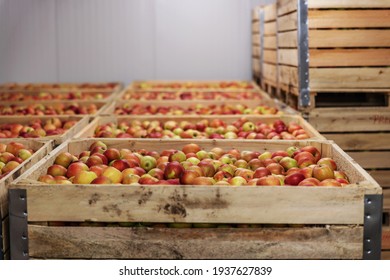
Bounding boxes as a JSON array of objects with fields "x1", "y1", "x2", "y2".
[{"x1": 28, "y1": 225, "x2": 363, "y2": 259}]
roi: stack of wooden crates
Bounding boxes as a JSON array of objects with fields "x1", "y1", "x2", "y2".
[{"x1": 252, "y1": 0, "x2": 390, "y2": 259}]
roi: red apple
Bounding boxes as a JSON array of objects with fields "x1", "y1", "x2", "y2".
[
  {"x1": 256, "y1": 175, "x2": 282, "y2": 186},
  {"x1": 164, "y1": 161, "x2": 184, "y2": 179},
  {"x1": 253, "y1": 167, "x2": 271, "y2": 178},
  {"x1": 284, "y1": 172, "x2": 305, "y2": 186},
  {"x1": 91, "y1": 176, "x2": 113, "y2": 184},
  {"x1": 266, "y1": 163, "x2": 284, "y2": 175},
  {"x1": 73, "y1": 170, "x2": 98, "y2": 184},
  {"x1": 317, "y1": 157, "x2": 337, "y2": 171},
  {"x1": 66, "y1": 162, "x2": 89, "y2": 178},
  {"x1": 180, "y1": 170, "x2": 200, "y2": 184},
  {"x1": 312, "y1": 165, "x2": 335, "y2": 181},
  {"x1": 101, "y1": 166, "x2": 123, "y2": 183},
  {"x1": 319, "y1": 179, "x2": 342, "y2": 187},
  {"x1": 191, "y1": 176, "x2": 215, "y2": 185},
  {"x1": 298, "y1": 178, "x2": 320, "y2": 186},
  {"x1": 47, "y1": 164, "x2": 68, "y2": 177}
]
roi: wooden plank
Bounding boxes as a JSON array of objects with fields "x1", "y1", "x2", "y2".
[
  {"x1": 0, "y1": 139, "x2": 53, "y2": 219},
  {"x1": 264, "y1": 21, "x2": 277, "y2": 36},
  {"x1": 263, "y1": 4, "x2": 277, "y2": 22},
  {"x1": 252, "y1": 34, "x2": 260, "y2": 46},
  {"x1": 252, "y1": 8, "x2": 260, "y2": 21},
  {"x1": 383, "y1": 227, "x2": 390, "y2": 250},
  {"x1": 278, "y1": 11, "x2": 297, "y2": 32},
  {"x1": 252, "y1": 45, "x2": 260, "y2": 58},
  {"x1": 347, "y1": 151, "x2": 390, "y2": 169},
  {"x1": 309, "y1": 30, "x2": 390, "y2": 48},
  {"x1": 252, "y1": 21, "x2": 259, "y2": 34},
  {"x1": 309, "y1": 68, "x2": 390, "y2": 89},
  {"x1": 323, "y1": 133, "x2": 390, "y2": 151},
  {"x1": 308, "y1": 10, "x2": 390, "y2": 29},
  {"x1": 308, "y1": 108, "x2": 390, "y2": 133},
  {"x1": 310, "y1": 49, "x2": 390, "y2": 67},
  {"x1": 383, "y1": 188, "x2": 390, "y2": 209},
  {"x1": 28, "y1": 225, "x2": 363, "y2": 259},
  {"x1": 369, "y1": 170, "x2": 390, "y2": 188},
  {"x1": 278, "y1": 30, "x2": 297, "y2": 48},
  {"x1": 18, "y1": 184, "x2": 365, "y2": 224},
  {"x1": 264, "y1": 35, "x2": 277, "y2": 49},
  {"x1": 263, "y1": 49, "x2": 278, "y2": 64},
  {"x1": 382, "y1": 250, "x2": 390, "y2": 260},
  {"x1": 252, "y1": 58, "x2": 260, "y2": 75},
  {"x1": 279, "y1": 65, "x2": 298, "y2": 88},
  {"x1": 278, "y1": 0, "x2": 297, "y2": 16},
  {"x1": 262, "y1": 63, "x2": 278, "y2": 84},
  {"x1": 308, "y1": 0, "x2": 390, "y2": 9},
  {"x1": 279, "y1": 49, "x2": 298, "y2": 67}
]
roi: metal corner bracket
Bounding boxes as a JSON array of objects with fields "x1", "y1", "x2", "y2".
[
  {"x1": 9, "y1": 189, "x2": 29, "y2": 260},
  {"x1": 363, "y1": 194, "x2": 382, "y2": 260}
]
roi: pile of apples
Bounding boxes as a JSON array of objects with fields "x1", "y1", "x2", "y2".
[
  {"x1": 122, "y1": 91, "x2": 263, "y2": 101},
  {"x1": 115, "y1": 103, "x2": 279, "y2": 116},
  {"x1": 0, "y1": 117, "x2": 78, "y2": 138},
  {"x1": 0, "y1": 103, "x2": 99, "y2": 116},
  {"x1": 0, "y1": 141, "x2": 34, "y2": 179},
  {"x1": 38, "y1": 141, "x2": 349, "y2": 187},
  {"x1": 0, "y1": 91, "x2": 108, "y2": 102},
  {"x1": 135, "y1": 81, "x2": 255, "y2": 90},
  {"x1": 93, "y1": 117, "x2": 310, "y2": 140}
]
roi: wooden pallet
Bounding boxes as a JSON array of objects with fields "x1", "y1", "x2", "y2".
[{"x1": 9, "y1": 139, "x2": 381, "y2": 259}]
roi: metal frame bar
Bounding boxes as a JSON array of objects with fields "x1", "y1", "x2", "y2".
[
  {"x1": 297, "y1": 0, "x2": 310, "y2": 107},
  {"x1": 363, "y1": 194, "x2": 383, "y2": 260},
  {"x1": 9, "y1": 189, "x2": 29, "y2": 260}
]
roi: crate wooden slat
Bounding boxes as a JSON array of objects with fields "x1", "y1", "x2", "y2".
[
  {"x1": 9, "y1": 139, "x2": 380, "y2": 259},
  {"x1": 0, "y1": 115, "x2": 90, "y2": 145},
  {"x1": 382, "y1": 250, "x2": 390, "y2": 260},
  {"x1": 27, "y1": 225, "x2": 363, "y2": 260},
  {"x1": 74, "y1": 114, "x2": 324, "y2": 140}
]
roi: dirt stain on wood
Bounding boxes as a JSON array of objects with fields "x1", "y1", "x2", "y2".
[
  {"x1": 88, "y1": 193, "x2": 101, "y2": 205},
  {"x1": 138, "y1": 190, "x2": 153, "y2": 205},
  {"x1": 102, "y1": 204, "x2": 122, "y2": 216}
]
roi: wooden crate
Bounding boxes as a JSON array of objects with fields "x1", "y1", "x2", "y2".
[
  {"x1": 119, "y1": 89, "x2": 266, "y2": 101},
  {"x1": 0, "y1": 89, "x2": 117, "y2": 102},
  {"x1": 0, "y1": 82, "x2": 123, "y2": 92},
  {"x1": 74, "y1": 114, "x2": 324, "y2": 140},
  {"x1": 0, "y1": 115, "x2": 89, "y2": 146},
  {"x1": 252, "y1": 4, "x2": 279, "y2": 95},
  {"x1": 1, "y1": 139, "x2": 53, "y2": 257},
  {"x1": 277, "y1": 0, "x2": 390, "y2": 110},
  {"x1": 307, "y1": 107, "x2": 390, "y2": 226},
  {"x1": 0, "y1": 100, "x2": 113, "y2": 117},
  {"x1": 129, "y1": 80, "x2": 261, "y2": 92},
  {"x1": 9, "y1": 139, "x2": 381, "y2": 259},
  {"x1": 105, "y1": 96, "x2": 298, "y2": 116}
]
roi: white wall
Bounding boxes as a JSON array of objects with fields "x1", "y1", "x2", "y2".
[{"x1": 0, "y1": 0, "x2": 274, "y2": 85}]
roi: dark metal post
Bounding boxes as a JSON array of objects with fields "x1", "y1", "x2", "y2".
[
  {"x1": 297, "y1": 0, "x2": 310, "y2": 107},
  {"x1": 9, "y1": 189, "x2": 29, "y2": 260},
  {"x1": 363, "y1": 194, "x2": 383, "y2": 259},
  {"x1": 0, "y1": 217, "x2": 3, "y2": 260}
]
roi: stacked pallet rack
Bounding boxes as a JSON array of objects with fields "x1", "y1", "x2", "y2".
[
  {"x1": 5, "y1": 79, "x2": 382, "y2": 260},
  {"x1": 252, "y1": 0, "x2": 389, "y2": 258},
  {"x1": 252, "y1": 4, "x2": 279, "y2": 97},
  {"x1": 0, "y1": 82, "x2": 123, "y2": 259}
]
